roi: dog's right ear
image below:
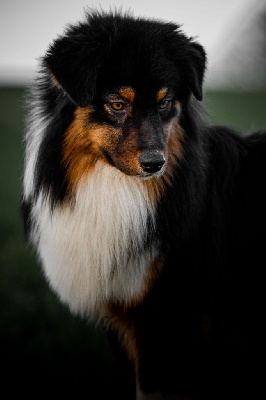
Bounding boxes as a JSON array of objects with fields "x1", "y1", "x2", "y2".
[
  {"x1": 44, "y1": 30, "x2": 105, "y2": 108},
  {"x1": 187, "y1": 42, "x2": 207, "y2": 101}
]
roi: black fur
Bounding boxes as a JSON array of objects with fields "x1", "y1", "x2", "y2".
[
  {"x1": 44, "y1": 11, "x2": 206, "y2": 107},
  {"x1": 23, "y1": 10, "x2": 266, "y2": 400}
]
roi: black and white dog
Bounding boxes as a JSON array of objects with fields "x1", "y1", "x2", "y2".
[{"x1": 22, "y1": 10, "x2": 266, "y2": 399}]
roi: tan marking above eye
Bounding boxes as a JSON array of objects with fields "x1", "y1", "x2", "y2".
[
  {"x1": 156, "y1": 88, "x2": 168, "y2": 103},
  {"x1": 119, "y1": 87, "x2": 135, "y2": 103}
]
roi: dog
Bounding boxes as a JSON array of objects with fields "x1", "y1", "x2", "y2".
[{"x1": 22, "y1": 10, "x2": 266, "y2": 400}]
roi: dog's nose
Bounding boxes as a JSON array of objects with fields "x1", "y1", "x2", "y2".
[{"x1": 139, "y1": 151, "x2": 165, "y2": 173}]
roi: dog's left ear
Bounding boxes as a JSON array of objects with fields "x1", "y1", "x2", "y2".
[
  {"x1": 187, "y1": 42, "x2": 207, "y2": 101},
  {"x1": 43, "y1": 32, "x2": 105, "y2": 107}
]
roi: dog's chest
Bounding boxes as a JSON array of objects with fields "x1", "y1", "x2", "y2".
[{"x1": 34, "y1": 161, "x2": 157, "y2": 315}]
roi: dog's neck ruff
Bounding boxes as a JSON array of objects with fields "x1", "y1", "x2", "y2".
[{"x1": 32, "y1": 161, "x2": 158, "y2": 315}]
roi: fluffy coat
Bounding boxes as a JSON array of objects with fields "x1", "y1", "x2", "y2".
[{"x1": 22, "y1": 11, "x2": 266, "y2": 400}]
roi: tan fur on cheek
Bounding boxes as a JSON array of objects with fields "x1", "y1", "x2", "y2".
[
  {"x1": 112, "y1": 129, "x2": 143, "y2": 176},
  {"x1": 90, "y1": 125, "x2": 145, "y2": 176},
  {"x1": 63, "y1": 107, "x2": 123, "y2": 191},
  {"x1": 168, "y1": 120, "x2": 183, "y2": 163},
  {"x1": 144, "y1": 110, "x2": 184, "y2": 206},
  {"x1": 63, "y1": 107, "x2": 97, "y2": 191},
  {"x1": 63, "y1": 107, "x2": 143, "y2": 189},
  {"x1": 165, "y1": 102, "x2": 183, "y2": 167}
]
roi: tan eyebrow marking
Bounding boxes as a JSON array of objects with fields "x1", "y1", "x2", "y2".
[
  {"x1": 119, "y1": 87, "x2": 135, "y2": 103},
  {"x1": 156, "y1": 88, "x2": 168, "y2": 103}
]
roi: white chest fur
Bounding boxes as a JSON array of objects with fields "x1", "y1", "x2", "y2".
[{"x1": 32, "y1": 161, "x2": 157, "y2": 315}]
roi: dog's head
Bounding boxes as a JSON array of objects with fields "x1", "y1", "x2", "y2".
[{"x1": 44, "y1": 11, "x2": 206, "y2": 182}]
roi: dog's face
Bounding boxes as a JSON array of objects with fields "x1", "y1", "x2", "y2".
[
  {"x1": 62, "y1": 85, "x2": 182, "y2": 184},
  {"x1": 44, "y1": 12, "x2": 206, "y2": 184}
]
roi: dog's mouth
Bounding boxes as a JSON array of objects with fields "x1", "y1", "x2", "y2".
[
  {"x1": 139, "y1": 167, "x2": 166, "y2": 179},
  {"x1": 138, "y1": 150, "x2": 168, "y2": 178},
  {"x1": 138, "y1": 151, "x2": 166, "y2": 175}
]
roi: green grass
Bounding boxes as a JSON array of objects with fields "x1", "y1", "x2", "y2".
[
  {"x1": 0, "y1": 86, "x2": 265, "y2": 395},
  {"x1": 204, "y1": 90, "x2": 266, "y2": 132}
]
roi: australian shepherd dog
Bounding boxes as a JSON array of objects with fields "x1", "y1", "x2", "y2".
[{"x1": 22, "y1": 10, "x2": 266, "y2": 400}]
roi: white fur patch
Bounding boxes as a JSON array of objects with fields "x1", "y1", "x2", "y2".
[
  {"x1": 31, "y1": 161, "x2": 158, "y2": 316},
  {"x1": 23, "y1": 87, "x2": 51, "y2": 200}
]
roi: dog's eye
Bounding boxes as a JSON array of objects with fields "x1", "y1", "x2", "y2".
[
  {"x1": 110, "y1": 102, "x2": 125, "y2": 111},
  {"x1": 159, "y1": 99, "x2": 171, "y2": 110}
]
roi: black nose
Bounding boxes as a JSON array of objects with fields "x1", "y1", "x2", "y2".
[{"x1": 139, "y1": 151, "x2": 165, "y2": 174}]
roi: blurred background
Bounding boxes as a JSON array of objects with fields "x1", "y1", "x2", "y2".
[{"x1": 0, "y1": 0, "x2": 266, "y2": 397}]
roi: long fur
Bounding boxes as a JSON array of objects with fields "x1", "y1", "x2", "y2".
[
  {"x1": 30, "y1": 160, "x2": 158, "y2": 314},
  {"x1": 22, "y1": 10, "x2": 266, "y2": 400}
]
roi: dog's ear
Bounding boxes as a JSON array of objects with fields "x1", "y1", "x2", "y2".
[
  {"x1": 187, "y1": 42, "x2": 207, "y2": 101},
  {"x1": 44, "y1": 31, "x2": 105, "y2": 107}
]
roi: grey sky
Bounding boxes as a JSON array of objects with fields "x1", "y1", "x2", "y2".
[{"x1": 0, "y1": 0, "x2": 262, "y2": 84}]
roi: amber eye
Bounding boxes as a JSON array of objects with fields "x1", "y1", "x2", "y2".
[
  {"x1": 159, "y1": 99, "x2": 170, "y2": 110},
  {"x1": 110, "y1": 102, "x2": 125, "y2": 111}
]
